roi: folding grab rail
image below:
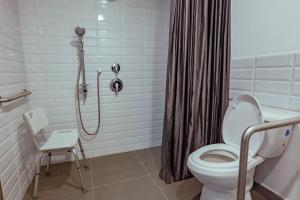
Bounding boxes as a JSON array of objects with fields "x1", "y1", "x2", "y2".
[{"x1": 237, "y1": 117, "x2": 300, "y2": 200}]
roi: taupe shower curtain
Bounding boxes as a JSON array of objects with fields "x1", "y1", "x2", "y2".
[{"x1": 160, "y1": 0, "x2": 231, "y2": 183}]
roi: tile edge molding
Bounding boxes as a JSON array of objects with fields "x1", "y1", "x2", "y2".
[{"x1": 253, "y1": 181, "x2": 283, "y2": 200}]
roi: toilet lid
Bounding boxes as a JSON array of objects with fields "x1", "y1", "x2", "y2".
[{"x1": 223, "y1": 94, "x2": 264, "y2": 156}]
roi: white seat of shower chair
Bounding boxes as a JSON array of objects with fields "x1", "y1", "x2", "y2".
[{"x1": 39, "y1": 129, "x2": 78, "y2": 151}]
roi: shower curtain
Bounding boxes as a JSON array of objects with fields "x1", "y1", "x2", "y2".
[{"x1": 160, "y1": 0, "x2": 231, "y2": 183}]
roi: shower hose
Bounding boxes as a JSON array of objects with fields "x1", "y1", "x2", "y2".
[{"x1": 75, "y1": 62, "x2": 101, "y2": 136}]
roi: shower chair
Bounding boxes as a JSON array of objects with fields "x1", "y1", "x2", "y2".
[{"x1": 23, "y1": 107, "x2": 88, "y2": 198}]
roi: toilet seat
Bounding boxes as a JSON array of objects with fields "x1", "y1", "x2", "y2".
[
  {"x1": 188, "y1": 144, "x2": 263, "y2": 177},
  {"x1": 189, "y1": 143, "x2": 261, "y2": 168},
  {"x1": 190, "y1": 144, "x2": 241, "y2": 168}
]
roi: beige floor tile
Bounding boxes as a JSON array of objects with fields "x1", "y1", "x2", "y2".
[
  {"x1": 91, "y1": 151, "x2": 147, "y2": 187},
  {"x1": 91, "y1": 151, "x2": 140, "y2": 166},
  {"x1": 251, "y1": 191, "x2": 266, "y2": 200},
  {"x1": 21, "y1": 148, "x2": 270, "y2": 200},
  {"x1": 25, "y1": 161, "x2": 91, "y2": 199},
  {"x1": 22, "y1": 194, "x2": 33, "y2": 200},
  {"x1": 136, "y1": 146, "x2": 161, "y2": 173},
  {"x1": 93, "y1": 176, "x2": 166, "y2": 200},
  {"x1": 39, "y1": 191, "x2": 93, "y2": 200},
  {"x1": 151, "y1": 173, "x2": 202, "y2": 200}
]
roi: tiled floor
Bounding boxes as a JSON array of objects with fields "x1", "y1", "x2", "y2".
[{"x1": 23, "y1": 147, "x2": 269, "y2": 200}]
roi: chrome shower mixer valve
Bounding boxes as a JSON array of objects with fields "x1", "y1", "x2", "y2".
[{"x1": 110, "y1": 63, "x2": 123, "y2": 95}]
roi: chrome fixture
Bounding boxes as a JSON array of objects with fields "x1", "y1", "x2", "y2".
[
  {"x1": 237, "y1": 117, "x2": 300, "y2": 200},
  {"x1": 111, "y1": 63, "x2": 120, "y2": 74},
  {"x1": 75, "y1": 27, "x2": 88, "y2": 103},
  {"x1": 110, "y1": 78, "x2": 123, "y2": 93},
  {"x1": 110, "y1": 63, "x2": 123, "y2": 95},
  {"x1": 74, "y1": 27, "x2": 101, "y2": 135},
  {"x1": 75, "y1": 27, "x2": 85, "y2": 39},
  {"x1": 0, "y1": 89, "x2": 31, "y2": 104}
]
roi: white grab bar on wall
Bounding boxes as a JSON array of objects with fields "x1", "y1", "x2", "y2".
[{"x1": 237, "y1": 117, "x2": 300, "y2": 200}]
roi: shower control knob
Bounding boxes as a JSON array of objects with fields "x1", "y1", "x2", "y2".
[
  {"x1": 111, "y1": 63, "x2": 120, "y2": 74},
  {"x1": 110, "y1": 78, "x2": 123, "y2": 93}
]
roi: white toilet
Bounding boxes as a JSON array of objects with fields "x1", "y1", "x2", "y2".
[{"x1": 187, "y1": 94, "x2": 299, "y2": 200}]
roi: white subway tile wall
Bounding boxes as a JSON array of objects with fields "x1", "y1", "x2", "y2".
[
  {"x1": 230, "y1": 52, "x2": 300, "y2": 111},
  {"x1": 0, "y1": 0, "x2": 36, "y2": 200},
  {"x1": 17, "y1": 0, "x2": 170, "y2": 158}
]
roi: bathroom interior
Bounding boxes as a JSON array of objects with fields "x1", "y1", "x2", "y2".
[{"x1": 1, "y1": 0, "x2": 300, "y2": 200}]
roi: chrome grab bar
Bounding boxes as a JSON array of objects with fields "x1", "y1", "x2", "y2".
[
  {"x1": 0, "y1": 89, "x2": 31, "y2": 104},
  {"x1": 237, "y1": 117, "x2": 300, "y2": 200}
]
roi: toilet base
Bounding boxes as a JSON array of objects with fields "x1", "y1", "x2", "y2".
[{"x1": 200, "y1": 186, "x2": 252, "y2": 200}]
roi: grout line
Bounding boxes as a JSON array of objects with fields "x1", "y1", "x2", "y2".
[
  {"x1": 133, "y1": 151, "x2": 169, "y2": 200},
  {"x1": 92, "y1": 175, "x2": 149, "y2": 190},
  {"x1": 251, "y1": 57, "x2": 257, "y2": 95}
]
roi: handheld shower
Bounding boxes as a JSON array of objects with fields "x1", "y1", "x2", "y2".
[
  {"x1": 74, "y1": 27, "x2": 101, "y2": 136},
  {"x1": 75, "y1": 27, "x2": 85, "y2": 49},
  {"x1": 75, "y1": 27, "x2": 88, "y2": 104},
  {"x1": 75, "y1": 27, "x2": 85, "y2": 37}
]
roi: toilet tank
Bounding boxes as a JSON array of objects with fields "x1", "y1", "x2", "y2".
[{"x1": 257, "y1": 107, "x2": 300, "y2": 158}]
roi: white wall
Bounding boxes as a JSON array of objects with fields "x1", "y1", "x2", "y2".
[
  {"x1": 231, "y1": 0, "x2": 300, "y2": 58},
  {"x1": 17, "y1": 0, "x2": 170, "y2": 158},
  {"x1": 0, "y1": 0, "x2": 36, "y2": 199},
  {"x1": 231, "y1": 1, "x2": 300, "y2": 199}
]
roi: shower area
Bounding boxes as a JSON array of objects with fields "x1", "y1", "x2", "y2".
[
  {"x1": 20, "y1": 0, "x2": 170, "y2": 156},
  {"x1": 0, "y1": 0, "x2": 172, "y2": 199}
]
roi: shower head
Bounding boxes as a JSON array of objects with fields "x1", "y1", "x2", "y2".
[{"x1": 75, "y1": 27, "x2": 85, "y2": 37}]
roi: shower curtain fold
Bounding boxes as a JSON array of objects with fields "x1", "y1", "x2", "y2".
[{"x1": 159, "y1": 0, "x2": 231, "y2": 183}]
